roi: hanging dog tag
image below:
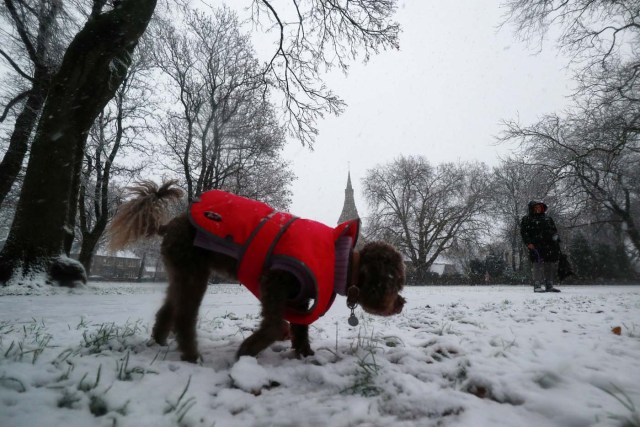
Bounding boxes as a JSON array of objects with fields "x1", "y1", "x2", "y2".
[
  {"x1": 348, "y1": 312, "x2": 359, "y2": 326},
  {"x1": 346, "y1": 286, "x2": 359, "y2": 326}
]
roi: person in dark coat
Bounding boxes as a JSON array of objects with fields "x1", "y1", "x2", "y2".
[{"x1": 520, "y1": 201, "x2": 561, "y2": 292}]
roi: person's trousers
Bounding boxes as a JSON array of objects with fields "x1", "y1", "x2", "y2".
[{"x1": 532, "y1": 262, "x2": 557, "y2": 285}]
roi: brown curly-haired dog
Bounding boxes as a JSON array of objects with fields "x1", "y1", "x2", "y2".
[{"x1": 108, "y1": 181, "x2": 406, "y2": 362}]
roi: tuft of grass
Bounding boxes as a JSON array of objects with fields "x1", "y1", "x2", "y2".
[
  {"x1": 383, "y1": 335, "x2": 404, "y2": 348},
  {"x1": 491, "y1": 336, "x2": 518, "y2": 358},
  {"x1": 53, "y1": 348, "x2": 81, "y2": 368},
  {"x1": 164, "y1": 376, "x2": 197, "y2": 423},
  {"x1": 0, "y1": 321, "x2": 15, "y2": 343},
  {"x1": 347, "y1": 321, "x2": 382, "y2": 354},
  {"x1": 55, "y1": 361, "x2": 76, "y2": 382},
  {"x1": 149, "y1": 344, "x2": 172, "y2": 365},
  {"x1": 434, "y1": 321, "x2": 454, "y2": 336},
  {"x1": 81, "y1": 320, "x2": 142, "y2": 354},
  {"x1": 1, "y1": 319, "x2": 53, "y2": 364},
  {"x1": 0, "y1": 375, "x2": 26, "y2": 393},
  {"x1": 341, "y1": 347, "x2": 383, "y2": 397},
  {"x1": 89, "y1": 395, "x2": 109, "y2": 417},
  {"x1": 57, "y1": 388, "x2": 82, "y2": 409},
  {"x1": 88, "y1": 391, "x2": 129, "y2": 418},
  {"x1": 78, "y1": 364, "x2": 102, "y2": 392},
  {"x1": 599, "y1": 383, "x2": 640, "y2": 427},
  {"x1": 75, "y1": 316, "x2": 91, "y2": 330},
  {"x1": 340, "y1": 323, "x2": 385, "y2": 397},
  {"x1": 116, "y1": 351, "x2": 157, "y2": 381}
]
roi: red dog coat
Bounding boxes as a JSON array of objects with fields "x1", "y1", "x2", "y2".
[{"x1": 189, "y1": 190, "x2": 359, "y2": 325}]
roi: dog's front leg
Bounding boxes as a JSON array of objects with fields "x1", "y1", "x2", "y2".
[
  {"x1": 291, "y1": 324, "x2": 314, "y2": 358},
  {"x1": 236, "y1": 271, "x2": 291, "y2": 358}
]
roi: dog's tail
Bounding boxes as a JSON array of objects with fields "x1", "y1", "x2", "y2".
[{"x1": 107, "y1": 180, "x2": 183, "y2": 251}]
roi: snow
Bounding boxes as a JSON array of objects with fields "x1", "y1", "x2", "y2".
[
  {"x1": 1, "y1": 283, "x2": 639, "y2": 427},
  {"x1": 94, "y1": 249, "x2": 140, "y2": 259}
]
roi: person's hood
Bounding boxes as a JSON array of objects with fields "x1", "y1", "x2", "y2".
[{"x1": 528, "y1": 200, "x2": 548, "y2": 215}]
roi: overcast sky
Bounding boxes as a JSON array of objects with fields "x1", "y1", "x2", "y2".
[{"x1": 262, "y1": 1, "x2": 573, "y2": 226}]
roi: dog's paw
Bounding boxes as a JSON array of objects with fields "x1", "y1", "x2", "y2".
[
  {"x1": 294, "y1": 346, "x2": 315, "y2": 359},
  {"x1": 236, "y1": 342, "x2": 256, "y2": 359},
  {"x1": 180, "y1": 353, "x2": 200, "y2": 363},
  {"x1": 149, "y1": 337, "x2": 167, "y2": 347}
]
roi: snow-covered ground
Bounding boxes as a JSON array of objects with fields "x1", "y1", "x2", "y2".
[{"x1": 1, "y1": 282, "x2": 639, "y2": 427}]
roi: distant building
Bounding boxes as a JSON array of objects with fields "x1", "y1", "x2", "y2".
[
  {"x1": 70, "y1": 249, "x2": 166, "y2": 281},
  {"x1": 429, "y1": 262, "x2": 460, "y2": 277},
  {"x1": 338, "y1": 171, "x2": 360, "y2": 224},
  {"x1": 143, "y1": 258, "x2": 168, "y2": 282},
  {"x1": 337, "y1": 170, "x2": 364, "y2": 250},
  {"x1": 84, "y1": 250, "x2": 141, "y2": 280}
]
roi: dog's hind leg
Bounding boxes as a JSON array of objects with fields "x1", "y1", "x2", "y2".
[
  {"x1": 171, "y1": 267, "x2": 210, "y2": 363},
  {"x1": 236, "y1": 271, "x2": 293, "y2": 358},
  {"x1": 151, "y1": 298, "x2": 174, "y2": 346}
]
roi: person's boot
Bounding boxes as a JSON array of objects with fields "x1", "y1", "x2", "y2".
[
  {"x1": 533, "y1": 282, "x2": 545, "y2": 293},
  {"x1": 545, "y1": 283, "x2": 561, "y2": 293}
]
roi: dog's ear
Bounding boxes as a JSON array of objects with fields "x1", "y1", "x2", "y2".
[{"x1": 358, "y1": 241, "x2": 405, "y2": 295}]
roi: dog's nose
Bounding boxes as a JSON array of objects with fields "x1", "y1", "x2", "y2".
[{"x1": 394, "y1": 296, "x2": 406, "y2": 313}]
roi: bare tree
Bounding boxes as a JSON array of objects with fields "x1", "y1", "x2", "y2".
[
  {"x1": 0, "y1": 0, "x2": 66, "y2": 208},
  {"x1": 500, "y1": 0, "x2": 640, "y2": 259},
  {"x1": 0, "y1": 0, "x2": 399, "y2": 285},
  {"x1": 0, "y1": 0, "x2": 158, "y2": 284},
  {"x1": 363, "y1": 156, "x2": 490, "y2": 283},
  {"x1": 76, "y1": 41, "x2": 155, "y2": 274},
  {"x1": 501, "y1": 102, "x2": 640, "y2": 253},
  {"x1": 220, "y1": 102, "x2": 295, "y2": 209},
  {"x1": 249, "y1": 0, "x2": 400, "y2": 145},
  {"x1": 152, "y1": 6, "x2": 293, "y2": 205},
  {"x1": 502, "y1": 0, "x2": 639, "y2": 72}
]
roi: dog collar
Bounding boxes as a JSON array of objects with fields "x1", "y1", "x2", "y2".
[
  {"x1": 333, "y1": 236, "x2": 353, "y2": 296},
  {"x1": 345, "y1": 251, "x2": 360, "y2": 326}
]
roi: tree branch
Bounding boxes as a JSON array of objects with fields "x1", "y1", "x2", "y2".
[
  {"x1": 0, "y1": 47, "x2": 34, "y2": 81},
  {"x1": 0, "y1": 89, "x2": 31, "y2": 122},
  {"x1": 4, "y1": 0, "x2": 39, "y2": 63}
]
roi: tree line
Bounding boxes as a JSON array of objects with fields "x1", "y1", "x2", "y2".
[
  {"x1": 0, "y1": 0, "x2": 400, "y2": 284},
  {"x1": 360, "y1": 154, "x2": 637, "y2": 284},
  {"x1": 362, "y1": 0, "x2": 639, "y2": 283},
  {"x1": 0, "y1": 0, "x2": 637, "y2": 285}
]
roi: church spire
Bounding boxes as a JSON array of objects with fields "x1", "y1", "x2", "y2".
[{"x1": 338, "y1": 170, "x2": 359, "y2": 224}]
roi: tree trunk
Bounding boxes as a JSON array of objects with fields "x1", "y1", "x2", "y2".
[
  {"x1": 0, "y1": 0, "x2": 158, "y2": 283},
  {"x1": 518, "y1": 246, "x2": 523, "y2": 272},
  {"x1": 412, "y1": 261, "x2": 431, "y2": 285},
  {"x1": 153, "y1": 257, "x2": 161, "y2": 282},
  {"x1": 77, "y1": 232, "x2": 101, "y2": 275},
  {"x1": 77, "y1": 195, "x2": 109, "y2": 277},
  {"x1": 0, "y1": 0, "x2": 61, "y2": 208},
  {"x1": 63, "y1": 134, "x2": 87, "y2": 255},
  {"x1": 137, "y1": 252, "x2": 147, "y2": 282},
  {"x1": 621, "y1": 214, "x2": 640, "y2": 255},
  {"x1": 0, "y1": 83, "x2": 47, "y2": 208}
]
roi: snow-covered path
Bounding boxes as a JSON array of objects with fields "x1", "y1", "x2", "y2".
[{"x1": 1, "y1": 283, "x2": 639, "y2": 427}]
